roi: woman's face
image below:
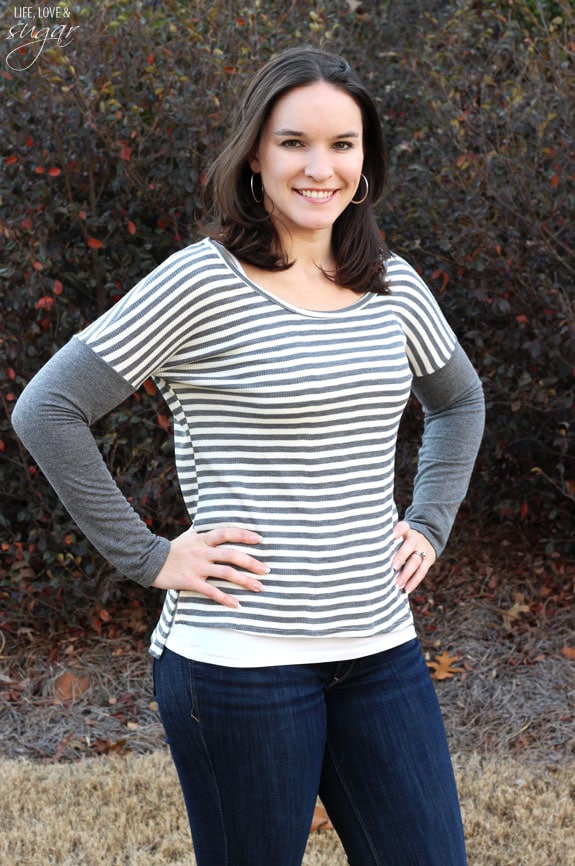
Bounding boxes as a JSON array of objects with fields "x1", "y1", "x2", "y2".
[{"x1": 249, "y1": 81, "x2": 365, "y2": 246}]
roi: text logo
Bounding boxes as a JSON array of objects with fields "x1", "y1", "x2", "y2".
[{"x1": 6, "y1": 6, "x2": 81, "y2": 71}]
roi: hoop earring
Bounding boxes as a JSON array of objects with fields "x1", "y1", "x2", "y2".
[
  {"x1": 250, "y1": 172, "x2": 264, "y2": 204},
  {"x1": 351, "y1": 173, "x2": 369, "y2": 205}
]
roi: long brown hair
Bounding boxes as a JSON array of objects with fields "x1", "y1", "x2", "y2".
[{"x1": 202, "y1": 46, "x2": 390, "y2": 295}]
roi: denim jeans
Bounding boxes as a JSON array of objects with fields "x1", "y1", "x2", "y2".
[{"x1": 153, "y1": 638, "x2": 467, "y2": 866}]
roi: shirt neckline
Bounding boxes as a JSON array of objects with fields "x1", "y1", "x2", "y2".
[{"x1": 209, "y1": 239, "x2": 375, "y2": 318}]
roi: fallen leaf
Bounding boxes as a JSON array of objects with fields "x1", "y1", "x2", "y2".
[
  {"x1": 0, "y1": 676, "x2": 31, "y2": 701},
  {"x1": 53, "y1": 670, "x2": 90, "y2": 704},
  {"x1": 427, "y1": 651, "x2": 464, "y2": 680},
  {"x1": 497, "y1": 600, "x2": 531, "y2": 632},
  {"x1": 310, "y1": 803, "x2": 333, "y2": 832},
  {"x1": 93, "y1": 738, "x2": 128, "y2": 755}
]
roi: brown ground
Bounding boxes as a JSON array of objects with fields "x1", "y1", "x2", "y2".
[
  {"x1": 1, "y1": 527, "x2": 574, "y2": 766},
  {"x1": 1, "y1": 528, "x2": 574, "y2": 865}
]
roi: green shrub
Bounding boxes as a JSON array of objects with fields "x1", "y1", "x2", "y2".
[
  {"x1": 376, "y1": 0, "x2": 575, "y2": 550},
  {"x1": 0, "y1": 0, "x2": 345, "y2": 626},
  {"x1": 1, "y1": 0, "x2": 573, "y2": 628}
]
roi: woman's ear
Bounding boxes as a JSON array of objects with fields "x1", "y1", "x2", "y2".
[{"x1": 248, "y1": 147, "x2": 261, "y2": 174}]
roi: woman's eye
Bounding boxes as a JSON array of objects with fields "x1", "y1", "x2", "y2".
[{"x1": 278, "y1": 139, "x2": 355, "y2": 150}]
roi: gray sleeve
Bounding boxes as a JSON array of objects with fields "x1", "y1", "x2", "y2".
[
  {"x1": 11, "y1": 337, "x2": 171, "y2": 587},
  {"x1": 404, "y1": 343, "x2": 485, "y2": 556}
]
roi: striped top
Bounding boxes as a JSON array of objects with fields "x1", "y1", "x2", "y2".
[{"x1": 78, "y1": 238, "x2": 458, "y2": 658}]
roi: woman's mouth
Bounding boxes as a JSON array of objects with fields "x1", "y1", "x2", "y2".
[{"x1": 296, "y1": 189, "x2": 336, "y2": 201}]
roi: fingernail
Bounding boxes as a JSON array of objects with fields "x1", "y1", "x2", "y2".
[{"x1": 251, "y1": 581, "x2": 263, "y2": 591}]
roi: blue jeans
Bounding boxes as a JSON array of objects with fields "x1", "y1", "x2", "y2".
[{"x1": 153, "y1": 638, "x2": 467, "y2": 866}]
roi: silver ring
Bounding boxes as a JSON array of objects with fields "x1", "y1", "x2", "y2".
[{"x1": 413, "y1": 550, "x2": 427, "y2": 560}]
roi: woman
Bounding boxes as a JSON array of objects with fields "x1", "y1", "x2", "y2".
[{"x1": 13, "y1": 46, "x2": 484, "y2": 866}]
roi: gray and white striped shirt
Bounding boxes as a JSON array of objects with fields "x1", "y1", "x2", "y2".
[{"x1": 72, "y1": 239, "x2": 480, "y2": 658}]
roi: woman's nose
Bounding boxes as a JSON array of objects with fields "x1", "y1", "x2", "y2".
[{"x1": 304, "y1": 149, "x2": 333, "y2": 182}]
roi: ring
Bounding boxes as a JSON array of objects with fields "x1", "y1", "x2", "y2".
[{"x1": 413, "y1": 551, "x2": 427, "y2": 560}]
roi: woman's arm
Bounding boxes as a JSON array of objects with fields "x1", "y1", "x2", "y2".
[
  {"x1": 11, "y1": 338, "x2": 171, "y2": 585},
  {"x1": 12, "y1": 338, "x2": 267, "y2": 599},
  {"x1": 392, "y1": 343, "x2": 485, "y2": 593}
]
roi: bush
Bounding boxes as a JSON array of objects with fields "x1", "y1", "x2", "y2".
[
  {"x1": 0, "y1": 0, "x2": 346, "y2": 626},
  {"x1": 344, "y1": 0, "x2": 574, "y2": 550},
  {"x1": 1, "y1": 0, "x2": 573, "y2": 627},
  {"x1": 382, "y1": 0, "x2": 574, "y2": 549}
]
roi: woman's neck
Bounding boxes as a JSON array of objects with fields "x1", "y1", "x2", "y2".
[{"x1": 274, "y1": 227, "x2": 335, "y2": 274}]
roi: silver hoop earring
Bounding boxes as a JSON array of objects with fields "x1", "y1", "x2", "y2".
[
  {"x1": 250, "y1": 172, "x2": 263, "y2": 204},
  {"x1": 351, "y1": 173, "x2": 369, "y2": 205}
]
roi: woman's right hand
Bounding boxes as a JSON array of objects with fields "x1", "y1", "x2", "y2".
[{"x1": 151, "y1": 526, "x2": 268, "y2": 608}]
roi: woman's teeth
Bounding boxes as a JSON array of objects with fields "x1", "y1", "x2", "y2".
[{"x1": 298, "y1": 190, "x2": 333, "y2": 200}]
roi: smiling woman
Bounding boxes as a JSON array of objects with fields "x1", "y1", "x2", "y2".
[
  {"x1": 204, "y1": 46, "x2": 389, "y2": 296},
  {"x1": 238, "y1": 80, "x2": 369, "y2": 310},
  {"x1": 249, "y1": 82, "x2": 365, "y2": 250},
  {"x1": 12, "y1": 45, "x2": 484, "y2": 866}
]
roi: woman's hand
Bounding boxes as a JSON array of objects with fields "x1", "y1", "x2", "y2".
[
  {"x1": 392, "y1": 520, "x2": 436, "y2": 594},
  {"x1": 151, "y1": 526, "x2": 268, "y2": 608}
]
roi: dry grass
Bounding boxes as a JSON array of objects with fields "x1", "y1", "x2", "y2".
[{"x1": 0, "y1": 749, "x2": 574, "y2": 866}]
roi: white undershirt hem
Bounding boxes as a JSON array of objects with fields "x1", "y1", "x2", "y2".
[{"x1": 165, "y1": 622, "x2": 418, "y2": 667}]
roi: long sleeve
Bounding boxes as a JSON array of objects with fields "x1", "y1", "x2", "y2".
[
  {"x1": 11, "y1": 337, "x2": 171, "y2": 586},
  {"x1": 404, "y1": 343, "x2": 485, "y2": 556}
]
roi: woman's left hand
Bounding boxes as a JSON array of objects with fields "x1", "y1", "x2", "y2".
[{"x1": 392, "y1": 520, "x2": 436, "y2": 594}]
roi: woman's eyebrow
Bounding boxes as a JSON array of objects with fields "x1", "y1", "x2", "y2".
[{"x1": 273, "y1": 128, "x2": 361, "y2": 139}]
